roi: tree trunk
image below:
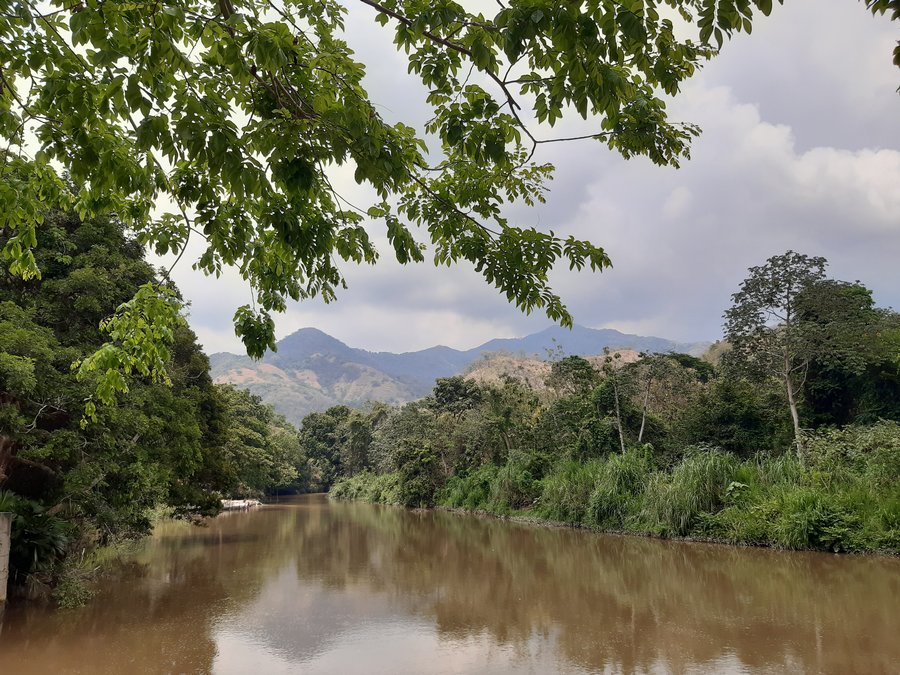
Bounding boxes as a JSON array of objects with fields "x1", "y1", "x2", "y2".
[
  {"x1": 613, "y1": 378, "x2": 626, "y2": 454},
  {"x1": 638, "y1": 378, "x2": 652, "y2": 444},
  {"x1": 784, "y1": 353, "x2": 803, "y2": 454},
  {"x1": 0, "y1": 511, "x2": 11, "y2": 605}
]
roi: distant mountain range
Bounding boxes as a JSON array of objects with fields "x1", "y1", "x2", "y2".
[{"x1": 209, "y1": 325, "x2": 709, "y2": 426}]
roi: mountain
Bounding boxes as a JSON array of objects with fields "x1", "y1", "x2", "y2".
[
  {"x1": 475, "y1": 324, "x2": 704, "y2": 357},
  {"x1": 209, "y1": 325, "x2": 708, "y2": 426}
]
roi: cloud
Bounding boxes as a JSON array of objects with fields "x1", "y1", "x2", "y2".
[{"x1": 545, "y1": 84, "x2": 900, "y2": 343}]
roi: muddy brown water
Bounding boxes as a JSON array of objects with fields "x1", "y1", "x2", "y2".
[{"x1": 0, "y1": 494, "x2": 898, "y2": 674}]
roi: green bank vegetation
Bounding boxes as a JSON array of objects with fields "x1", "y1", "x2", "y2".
[{"x1": 329, "y1": 253, "x2": 900, "y2": 554}]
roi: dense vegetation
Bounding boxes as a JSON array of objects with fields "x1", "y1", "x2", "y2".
[
  {"x1": 329, "y1": 253, "x2": 900, "y2": 554},
  {"x1": 0, "y1": 210, "x2": 309, "y2": 600}
]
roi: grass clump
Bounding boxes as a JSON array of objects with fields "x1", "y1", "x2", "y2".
[
  {"x1": 587, "y1": 450, "x2": 654, "y2": 530},
  {"x1": 537, "y1": 459, "x2": 605, "y2": 524},
  {"x1": 642, "y1": 447, "x2": 740, "y2": 536}
]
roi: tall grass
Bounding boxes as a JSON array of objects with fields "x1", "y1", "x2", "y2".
[
  {"x1": 587, "y1": 450, "x2": 654, "y2": 529},
  {"x1": 538, "y1": 459, "x2": 605, "y2": 524},
  {"x1": 641, "y1": 447, "x2": 740, "y2": 536},
  {"x1": 438, "y1": 465, "x2": 500, "y2": 510},
  {"x1": 488, "y1": 459, "x2": 540, "y2": 513}
]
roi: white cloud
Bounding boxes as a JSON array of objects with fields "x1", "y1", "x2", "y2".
[{"x1": 548, "y1": 83, "x2": 900, "y2": 340}]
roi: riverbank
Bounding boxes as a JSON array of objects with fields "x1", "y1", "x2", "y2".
[{"x1": 330, "y1": 435, "x2": 900, "y2": 556}]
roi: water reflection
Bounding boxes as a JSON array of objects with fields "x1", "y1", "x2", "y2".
[{"x1": 1, "y1": 494, "x2": 898, "y2": 674}]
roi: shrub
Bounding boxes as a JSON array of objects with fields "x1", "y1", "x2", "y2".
[
  {"x1": 642, "y1": 447, "x2": 740, "y2": 535},
  {"x1": 329, "y1": 472, "x2": 401, "y2": 505},
  {"x1": 438, "y1": 464, "x2": 499, "y2": 511},
  {"x1": 488, "y1": 458, "x2": 540, "y2": 513},
  {"x1": 538, "y1": 459, "x2": 604, "y2": 524},
  {"x1": 0, "y1": 491, "x2": 72, "y2": 587},
  {"x1": 394, "y1": 445, "x2": 441, "y2": 508},
  {"x1": 587, "y1": 450, "x2": 654, "y2": 529},
  {"x1": 772, "y1": 488, "x2": 859, "y2": 551},
  {"x1": 803, "y1": 421, "x2": 900, "y2": 488}
]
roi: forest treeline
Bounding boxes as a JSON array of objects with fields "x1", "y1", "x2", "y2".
[
  {"x1": 326, "y1": 253, "x2": 900, "y2": 555},
  {"x1": 0, "y1": 211, "x2": 310, "y2": 601}
]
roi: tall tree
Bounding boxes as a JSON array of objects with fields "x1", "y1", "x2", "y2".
[
  {"x1": 628, "y1": 353, "x2": 703, "y2": 444},
  {"x1": 545, "y1": 355, "x2": 598, "y2": 398},
  {"x1": 723, "y1": 251, "x2": 827, "y2": 450},
  {"x1": 600, "y1": 348, "x2": 629, "y2": 453},
  {"x1": 0, "y1": 209, "x2": 230, "y2": 540}
]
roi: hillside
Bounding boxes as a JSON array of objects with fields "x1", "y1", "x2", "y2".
[
  {"x1": 210, "y1": 325, "x2": 708, "y2": 425},
  {"x1": 463, "y1": 350, "x2": 642, "y2": 390}
]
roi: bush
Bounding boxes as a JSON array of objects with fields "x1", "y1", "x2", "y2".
[
  {"x1": 438, "y1": 464, "x2": 500, "y2": 511},
  {"x1": 538, "y1": 459, "x2": 604, "y2": 524},
  {"x1": 772, "y1": 488, "x2": 859, "y2": 551},
  {"x1": 397, "y1": 447, "x2": 441, "y2": 508},
  {"x1": 587, "y1": 450, "x2": 654, "y2": 529},
  {"x1": 642, "y1": 447, "x2": 740, "y2": 536},
  {"x1": 0, "y1": 490, "x2": 72, "y2": 587},
  {"x1": 488, "y1": 458, "x2": 540, "y2": 513},
  {"x1": 329, "y1": 472, "x2": 402, "y2": 505},
  {"x1": 803, "y1": 421, "x2": 900, "y2": 488}
]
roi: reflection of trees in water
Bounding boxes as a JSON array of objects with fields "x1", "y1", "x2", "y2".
[
  {"x1": 293, "y1": 499, "x2": 900, "y2": 674},
  {"x1": 0, "y1": 555, "x2": 222, "y2": 673},
  {"x1": 1, "y1": 497, "x2": 898, "y2": 675}
]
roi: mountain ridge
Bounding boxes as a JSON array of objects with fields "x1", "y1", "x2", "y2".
[{"x1": 210, "y1": 325, "x2": 709, "y2": 426}]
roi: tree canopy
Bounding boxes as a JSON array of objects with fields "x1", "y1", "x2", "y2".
[
  {"x1": 723, "y1": 251, "x2": 827, "y2": 448},
  {"x1": 2, "y1": 0, "x2": 897, "y2": 404}
]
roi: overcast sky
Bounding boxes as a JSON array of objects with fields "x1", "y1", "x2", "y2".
[{"x1": 162, "y1": 0, "x2": 900, "y2": 355}]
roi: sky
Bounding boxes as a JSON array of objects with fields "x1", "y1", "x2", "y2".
[{"x1": 161, "y1": 0, "x2": 900, "y2": 355}]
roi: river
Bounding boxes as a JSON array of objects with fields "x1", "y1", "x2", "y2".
[{"x1": 0, "y1": 494, "x2": 898, "y2": 674}]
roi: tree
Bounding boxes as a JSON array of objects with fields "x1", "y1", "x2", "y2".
[
  {"x1": 674, "y1": 376, "x2": 788, "y2": 455},
  {"x1": 723, "y1": 251, "x2": 827, "y2": 450},
  {"x1": 627, "y1": 353, "x2": 702, "y2": 444},
  {"x1": 796, "y1": 280, "x2": 900, "y2": 426},
  {"x1": 600, "y1": 348, "x2": 630, "y2": 453},
  {"x1": 217, "y1": 384, "x2": 302, "y2": 495},
  {"x1": 0, "y1": 209, "x2": 231, "y2": 546},
  {"x1": 430, "y1": 376, "x2": 483, "y2": 419},
  {"x1": 297, "y1": 405, "x2": 351, "y2": 489},
  {"x1": 545, "y1": 355, "x2": 598, "y2": 398},
  {"x1": 5, "y1": 1, "x2": 895, "y2": 403}
]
